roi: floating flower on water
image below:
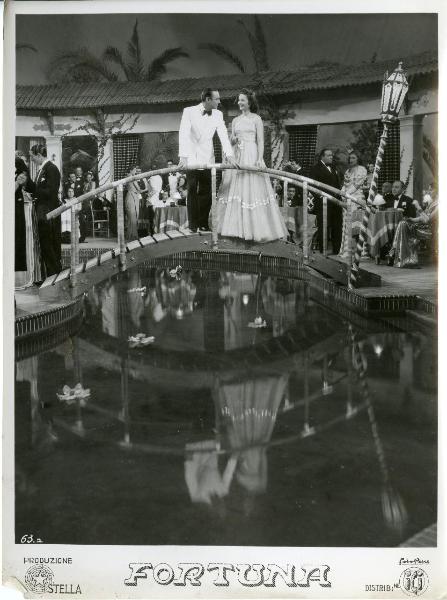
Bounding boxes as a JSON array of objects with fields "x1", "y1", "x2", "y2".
[
  {"x1": 57, "y1": 383, "x2": 90, "y2": 406},
  {"x1": 248, "y1": 316, "x2": 267, "y2": 328},
  {"x1": 127, "y1": 286, "x2": 147, "y2": 294},
  {"x1": 169, "y1": 266, "x2": 183, "y2": 279},
  {"x1": 128, "y1": 333, "x2": 155, "y2": 348}
]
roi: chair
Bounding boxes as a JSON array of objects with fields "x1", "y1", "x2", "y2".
[{"x1": 90, "y1": 198, "x2": 110, "y2": 238}]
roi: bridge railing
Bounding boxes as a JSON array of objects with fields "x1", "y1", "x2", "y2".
[{"x1": 42, "y1": 164, "x2": 374, "y2": 288}]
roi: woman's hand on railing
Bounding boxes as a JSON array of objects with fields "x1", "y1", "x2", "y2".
[{"x1": 224, "y1": 155, "x2": 239, "y2": 168}]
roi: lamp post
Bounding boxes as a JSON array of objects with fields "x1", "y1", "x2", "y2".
[{"x1": 349, "y1": 62, "x2": 409, "y2": 288}]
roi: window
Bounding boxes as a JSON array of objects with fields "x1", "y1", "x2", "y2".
[
  {"x1": 286, "y1": 125, "x2": 318, "y2": 172},
  {"x1": 113, "y1": 135, "x2": 140, "y2": 181}
]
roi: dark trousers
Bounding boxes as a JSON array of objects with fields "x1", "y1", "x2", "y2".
[
  {"x1": 187, "y1": 169, "x2": 211, "y2": 230},
  {"x1": 329, "y1": 204, "x2": 343, "y2": 254},
  {"x1": 38, "y1": 217, "x2": 62, "y2": 277},
  {"x1": 79, "y1": 207, "x2": 90, "y2": 241},
  {"x1": 314, "y1": 203, "x2": 343, "y2": 254}
]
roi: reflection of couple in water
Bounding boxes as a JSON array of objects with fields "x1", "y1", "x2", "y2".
[
  {"x1": 184, "y1": 373, "x2": 288, "y2": 511},
  {"x1": 178, "y1": 88, "x2": 288, "y2": 242}
]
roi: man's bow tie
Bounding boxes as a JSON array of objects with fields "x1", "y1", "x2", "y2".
[{"x1": 202, "y1": 108, "x2": 212, "y2": 117}]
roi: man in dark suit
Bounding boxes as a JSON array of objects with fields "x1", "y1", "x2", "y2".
[
  {"x1": 308, "y1": 148, "x2": 342, "y2": 254},
  {"x1": 387, "y1": 180, "x2": 417, "y2": 216},
  {"x1": 15, "y1": 155, "x2": 35, "y2": 272},
  {"x1": 30, "y1": 144, "x2": 62, "y2": 277}
]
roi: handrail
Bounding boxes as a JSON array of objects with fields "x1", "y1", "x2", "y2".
[
  {"x1": 42, "y1": 162, "x2": 378, "y2": 291},
  {"x1": 46, "y1": 164, "x2": 370, "y2": 221}
]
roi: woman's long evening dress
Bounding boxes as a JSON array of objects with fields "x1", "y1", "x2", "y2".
[
  {"x1": 338, "y1": 165, "x2": 367, "y2": 258},
  {"x1": 217, "y1": 114, "x2": 288, "y2": 242}
]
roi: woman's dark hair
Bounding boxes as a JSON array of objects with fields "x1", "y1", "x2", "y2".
[
  {"x1": 30, "y1": 144, "x2": 47, "y2": 158},
  {"x1": 348, "y1": 151, "x2": 362, "y2": 166},
  {"x1": 237, "y1": 88, "x2": 259, "y2": 113}
]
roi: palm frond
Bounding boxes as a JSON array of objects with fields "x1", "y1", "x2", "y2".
[
  {"x1": 103, "y1": 46, "x2": 130, "y2": 80},
  {"x1": 237, "y1": 19, "x2": 263, "y2": 73},
  {"x1": 253, "y1": 16, "x2": 269, "y2": 71},
  {"x1": 126, "y1": 19, "x2": 144, "y2": 82},
  {"x1": 16, "y1": 43, "x2": 38, "y2": 53},
  {"x1": 146, "y1": 47, "x2": 189, "y2": 81},
  {"x1": 46, "y1": 47, "x2": 119, "y2": 83},
  {"x1": 197, "y1": 43, "x2": 246, "y2": 73}
]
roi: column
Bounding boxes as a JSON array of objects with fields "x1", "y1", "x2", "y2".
[
  {"x1": 399, "y1": 115, "x2": 423, "y2": 199},
  {"x1": 98, "y1": 138, "x2": 114, "y2": 202},
  {"x1": 45, "y1": 135, "x2": 62, "y2": 172}
]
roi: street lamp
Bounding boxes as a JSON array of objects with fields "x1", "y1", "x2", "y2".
[{"x1": 350, "y1": 63, "x2": 409, "y2": 288}]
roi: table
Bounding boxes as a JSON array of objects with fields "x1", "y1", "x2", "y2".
[
  {"x1": 153, "y1": 206, "x2": 188, "y2": 234},
  {"x1": 280, "y1": 207, "x2": 317, "y2": 248},
  {"x1": 368, "y1": 209, "x2": 403, "y2": 258}
]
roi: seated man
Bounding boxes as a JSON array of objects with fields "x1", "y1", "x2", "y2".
[
  {"x1": 286, "y1": 186, "x2": 301, "y2": 207},
  {"x1": 385, "y1": 180, "x2": 416, "y2": 216},
  {"x1": 381, "y1": 181, "x2": 393, "y2": 208},
  {"x1": 376, "y1": 181, "x2": 417, "y2": 263}
]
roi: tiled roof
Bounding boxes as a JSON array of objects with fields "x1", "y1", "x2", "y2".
[{"x1": 16, "y1": 50, "x2": 437, "y2": 111}]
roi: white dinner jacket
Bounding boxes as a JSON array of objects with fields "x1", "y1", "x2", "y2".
[{"x1": 178, "y1": 103, "x2": 233, "y2": 164}]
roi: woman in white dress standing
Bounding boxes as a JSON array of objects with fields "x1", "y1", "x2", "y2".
[
  {"x1": 338, "y1": 152, "x2": 367, "y2": 258},
  {"x1": 217, "y1": 89, "x2": 287, "y2": 242}
]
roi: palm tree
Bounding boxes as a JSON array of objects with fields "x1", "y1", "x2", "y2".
[
  {"x1": 46, "y1": 20, "x2": 189, "y2": 83},
  {"x1": 198, "y1": 16, "x2": 270, "y2": 74}
]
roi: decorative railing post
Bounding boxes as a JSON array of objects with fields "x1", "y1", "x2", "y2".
[
  {"x1": 70, "y1": 206, "x2": 79, "y2": 287},
  {"x1": 302, "y1": 181, "x2": 309, "y2": 264},
  {"x1": 346, "y1": 197, "x2": 353, "y2": 288},
  {"x1": 116, "y1": 183, "x2": 127, "y2": 271},
  {"x1": 283, "y1": 179, "x2": 288, "y2": 208},
  {"x1": 211, "y1": 166, "x2": 218, "y2": 248},
  {"x1": 322, "y1": 195, "x2": 328, "y2": 257}
]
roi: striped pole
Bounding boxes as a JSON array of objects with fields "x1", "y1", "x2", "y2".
[
  {"x1": 349, "y1": 122, "x2": 389, "y2": 287},
  {"x1": 211, "y1": 167, "x2": 218, "y2": 248},
  {"x1": 116, "y1": 183, "x2": 127, "y2": 271},
  {"x1": 70, "y1": 205, "x2": 79, "y2": 288}
]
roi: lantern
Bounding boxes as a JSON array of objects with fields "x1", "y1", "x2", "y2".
[{"x1": 380, "y1": 62, "x2": 409, "y2": 123}]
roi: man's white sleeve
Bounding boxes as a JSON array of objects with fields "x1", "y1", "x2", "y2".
[{"x1": 179, "y1": 108, "x2": 191, "y2": 158}]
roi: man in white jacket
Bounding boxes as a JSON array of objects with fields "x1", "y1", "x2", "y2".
[{"x1": 178, "y1": 88, "x2": 237, "y2": 232}]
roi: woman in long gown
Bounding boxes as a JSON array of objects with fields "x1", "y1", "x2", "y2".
[
  {"x1": 125, "y1": 167, "x2": 141, "y2": 241},
  {"x1": 217, "y1": 89, "x2": 288, "y2": 242},
  {"x1": 338, "y1": 152, "x2": 367, "y2": 258},
  {"x1": 387, "y1": 196, "x2": 438, "y2": 267}
]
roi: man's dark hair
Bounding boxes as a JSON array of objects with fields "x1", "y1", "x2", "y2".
[
  {"x1": 30, "y1": 144, "x2": 47, "y2": 158},
  {"x1": 393, "y1": 180, "x2": 405, "y2": 188},
  {"x1": 201, "y1": 88, "x2": 217, "y2": 102},
  {"x1": 319, "y1": 148, "x2": 332, "y2": 160}
]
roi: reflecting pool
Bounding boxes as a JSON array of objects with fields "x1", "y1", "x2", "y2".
[{"x1": 15, "y1": 266, "x2": 437, "y2": 546}]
